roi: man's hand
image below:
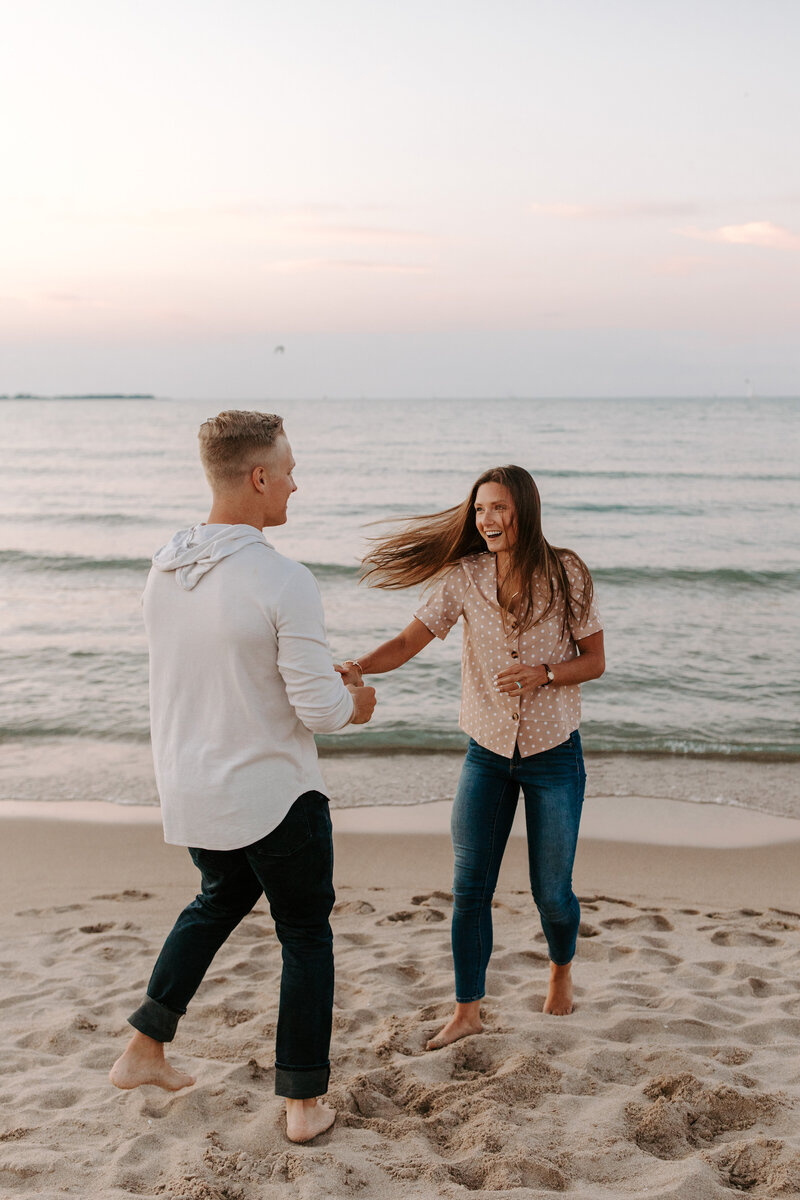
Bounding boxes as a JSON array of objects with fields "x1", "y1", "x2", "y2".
[
  {"x1": 348, "y1": 684, "x2": 376, "y2": 724},
  {"x1": 335, "y1": 660, "x2": 363, "y2": 687}
]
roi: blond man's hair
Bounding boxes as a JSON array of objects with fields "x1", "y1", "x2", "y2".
[{"x1": 198, "y1": 410, "x2": 285, "y2": 486}]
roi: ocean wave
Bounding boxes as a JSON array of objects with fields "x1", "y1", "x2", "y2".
[
  {"x1": 426, "y1": 465, "x2": 800, "y2": 483},
  {"x1": 2, "y1": 550, "x2": 797, "y2": 593},
  {"x1": 315, "y1": 728, "x2": 800, "y2": 759},
  {"x1": 592, "y1": 565, "x2": 800, "y2": 590},
  {"x1": 2, "y1": 723, "x2": 796, "y2": 763},
  {"x1": 0, "y1": 550, "x2": 153, "y2": 574},
  {"x1": 0, "y1": 725, "x2": 151, "y2": 743},
  {"x1": 3, "y1": 512, "x2": 154, "y2": 526}
]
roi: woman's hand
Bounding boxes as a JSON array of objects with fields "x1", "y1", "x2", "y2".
[
  {"x1": 494, "y1": 663, "x2": 549, "y2": 695},
  {"x1": 493, "y1": 634, "x2": 606, "y2": 695},
  {"x1": 335, "y1": 660, "x2": 363, "y2": 687}
]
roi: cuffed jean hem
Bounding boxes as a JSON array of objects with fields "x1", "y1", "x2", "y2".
[
  {"x1": 455, "y1": 993, "x2": 484, "y2": 1004},
  {"x1": 275, "y1": 1062, "x2": 330, "y2": 1100},
  {"x1": 128, "y1": 995, "x2": 183, "y2": 1043}
]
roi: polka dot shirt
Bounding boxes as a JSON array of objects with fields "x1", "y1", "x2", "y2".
[{"x1": 414, "y1": 552, "x2": 603, "y2": 759}]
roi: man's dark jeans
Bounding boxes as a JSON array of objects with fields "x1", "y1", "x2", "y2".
[{"x1": 128, "y1": 791, "x2": 335, "y2": 1099}]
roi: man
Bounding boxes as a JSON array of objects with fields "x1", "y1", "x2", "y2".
[{"x1": 110, "y1": 410, "x2": 376, "y2": 1144}]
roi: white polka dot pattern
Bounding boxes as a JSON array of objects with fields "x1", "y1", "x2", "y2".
[{"x1": 414, "y1": 552, "x2": 603, "y2": 758}]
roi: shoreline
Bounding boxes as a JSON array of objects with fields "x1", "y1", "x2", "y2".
[
  {"x1": 1, "y1": 738, "x2": 799, "y2": 820},
  {"x1": 3, "y1": 790, "x2": 800, "y2": 852}
]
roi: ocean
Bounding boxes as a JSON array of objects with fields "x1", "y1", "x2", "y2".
[{"x1": 1, "y1": 396, "x2": 798, "y2": 816}]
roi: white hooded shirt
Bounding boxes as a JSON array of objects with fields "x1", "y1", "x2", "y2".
[{"x1": 143, "y1": 524, "x2": 354, "y2": 850}]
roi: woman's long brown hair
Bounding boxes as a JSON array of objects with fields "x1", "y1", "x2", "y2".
[{"x1": 361, "y1": 465, "x2": 593, "y2": 635}]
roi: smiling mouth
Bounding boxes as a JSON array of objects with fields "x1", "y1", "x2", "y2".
[{"x1": 485, "y1": 530, "x2": 503, "y2": 539}]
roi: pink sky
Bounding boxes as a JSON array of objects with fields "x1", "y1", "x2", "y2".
[{"x1": 1, "y1": 0, "x2": 798, "y2": 397}]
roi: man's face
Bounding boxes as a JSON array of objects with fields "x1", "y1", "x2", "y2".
[{"x1": 260, "y1": 434, "x2": 297, "y2": 526}]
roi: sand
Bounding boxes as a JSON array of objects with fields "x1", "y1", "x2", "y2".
[{"x1": 1, "y1": 800, "x2": 799, "y2": 1200}]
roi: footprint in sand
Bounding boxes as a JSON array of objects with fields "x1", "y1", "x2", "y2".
[
  {"x1": 705, "y1": 908, "x2": 763, "y2": 920},
  {"x1": 633, "y1": 1072, "x2": 777, "y2": 1160},
  {"x1": 411, "y1": 891, "x2": 453, "y2": 906},
  {"x1": 713, "y1": 1046, "x2": 753, "y2": 1066},
  {"x1": 746, "y1": 977, "x2": 774, "y2": 997},
  {"x1": 91, "y1": 889, "x2": 153, "y2": 901},
  {"x1": 0, "y1": 1128, "x2": 33, "y2": 1143},
  {"x1": 15, "y1": 904, "x2": 84, "y2": 917},
  {"x1": 713, "y1": 1137, "x2": 800, "y2": 1194},
  {"x1": 79, "y1": 922, "x2": 116, "y2": 934},
  {"x1": 377, "y1": 909, "x2": 445, "y2": 925},
  {"x1": 601, "y1": 914, "x2": 675, "y2": 932},
  {"x1": 334, "y1": 899, "x2": 376, "y2": 915},
  {"x1": 337, "y1": 931, "x2": 371, "y2": 946},
  {"x1": 710, "y1": 930, "x2": 781, "y2": 948},
  {"x1": 586, "y1": 894, "x2": 636, "y2": 908}
]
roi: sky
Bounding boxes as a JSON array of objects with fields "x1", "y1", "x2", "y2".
[{"x1": 1, "y1": 0, "x2": 799, "y2": 399}]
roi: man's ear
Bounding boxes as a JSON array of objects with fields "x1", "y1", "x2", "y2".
[{"x1": 251, "y1": 464, "x2": 268, "y2": 494}]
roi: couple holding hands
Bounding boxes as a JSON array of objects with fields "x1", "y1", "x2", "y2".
[{"x1": 109, "y1": 410, "x2": 604, "y2": 1144}]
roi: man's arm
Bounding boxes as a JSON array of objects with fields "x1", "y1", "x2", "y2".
[{"x1": 276, "y1": 566, "x2": 375, "y2": 732}]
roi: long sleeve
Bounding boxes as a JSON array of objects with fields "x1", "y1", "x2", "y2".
[{"x1": 275, "y1": 565, "x2": 355, "y2": 733}]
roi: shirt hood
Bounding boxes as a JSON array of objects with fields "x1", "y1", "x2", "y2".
[{"x1": 152, "y1": 523, "x2": 271, "y2": 591}]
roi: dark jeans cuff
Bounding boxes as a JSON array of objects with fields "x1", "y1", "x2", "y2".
[
  {"x1": 128, "y1": 995, "x2": 183, "y2": 1043},
  {"x1": 275, "y1": 1062, "x2": 330, "y2": 1099}
]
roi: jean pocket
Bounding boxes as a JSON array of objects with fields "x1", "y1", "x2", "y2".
[{"x1": 252, "y1": 794, "x2": 313, "y2": 859}]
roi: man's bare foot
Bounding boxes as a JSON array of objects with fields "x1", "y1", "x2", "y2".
[
  {"x1": 543, "y1": 961, "x2": 574, "y2": 1015},
  {"x1": 110, "y1": 1031, "x2": 196, "y2": 1092},
  {"x1": 285, "y1": 1098, "x2": 336, "y2": 1143},
  {"x1": 426, "y1": 1000, "x2": 483, "y2": 1050}
]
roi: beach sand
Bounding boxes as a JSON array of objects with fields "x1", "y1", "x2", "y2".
[{"x1": 1, "y1": 795, "x2": 799, "y2": 1199}]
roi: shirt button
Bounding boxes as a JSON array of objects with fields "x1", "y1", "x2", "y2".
[
  {"x1": 510, "y1": 650, "x2": 518, "y2": 658},
  {"x1": 512, "y1": 713, "x2": 519, "y2": 721}
]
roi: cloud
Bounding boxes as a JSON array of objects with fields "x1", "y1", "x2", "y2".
[
  {"x1": 531, "y1": 201, "x2": 700, "y2": 220},
  {"x1": 677, "y1": 221, "x2": 800, "y2": 249}
]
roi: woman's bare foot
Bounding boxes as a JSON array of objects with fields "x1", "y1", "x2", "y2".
[
  {"x1": 285, "y1": 1098, "x2": 336, "y2": 1143},
  {"x1": 426, "y1": 1000, "x2": 483, "y2": 1050},
  {"x1": 543, "y1": 961, "x2": 574, "y2": 1015},
  {"x1": 109, "y1": 1031, "x2": 196, "y2": 1092}
]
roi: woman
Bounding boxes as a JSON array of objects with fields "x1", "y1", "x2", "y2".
[{"x1": 341, "y1": 465, "x2": 605, "y2": 1050}]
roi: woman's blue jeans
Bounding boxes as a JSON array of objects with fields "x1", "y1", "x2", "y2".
[
  {"x1": 127, "y1": 791, "x2": 335, "y2": 1099},
  {"x1": 451, "y1": 733, "x2": 586, "y2": 1003}
]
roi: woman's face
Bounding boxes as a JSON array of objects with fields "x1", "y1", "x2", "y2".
[{"x1": 474, "y1": 482, "x2": 517, "y2": 555}]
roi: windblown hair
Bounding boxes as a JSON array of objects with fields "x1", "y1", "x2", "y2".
[
  {"x1": 361, "y1": 465, "x2": 593, "y2": 635},
  {"x1": 198, "y1": 410, "x2": 284, "y2": 486}
]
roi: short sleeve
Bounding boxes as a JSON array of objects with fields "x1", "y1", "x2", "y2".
[
  {"x1": 414, "y1": 564, "x2": 469, "y2": 640},
  {"x1": 564, "y1": 559, "x2": 603, "y2": 642}
]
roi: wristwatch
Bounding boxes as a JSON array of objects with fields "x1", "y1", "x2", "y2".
[{"x1": 542, "y1": 664, "x2": 555, "y2": 685}]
